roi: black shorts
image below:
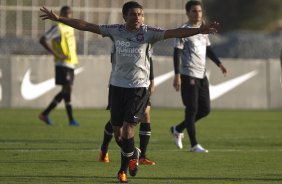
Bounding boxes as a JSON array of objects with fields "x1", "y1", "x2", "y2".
[
  {"x1": 180, "y1": 75, "x2": 210, "y2": 108},
  {"x1": 55, "y1": 66, "x2": 74, "y2": 85},
  {"x1": 109, "y1": 85, "x2": 149, "y2": 126},
  {"x1": 107, "y1": 87, "x2": 151, "y2": 110}
]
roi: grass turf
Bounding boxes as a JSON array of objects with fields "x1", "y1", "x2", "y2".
[{"x1": 0, "y1": 108, "x2": 281, "y2": 184}]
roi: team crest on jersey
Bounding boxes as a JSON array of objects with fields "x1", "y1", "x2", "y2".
[
  {"x1": 136, "y1": 33, "x2": 144, "y2": 42},
  {"x1": 118, "y1": 25, "x2": 124, "y2": 32}
]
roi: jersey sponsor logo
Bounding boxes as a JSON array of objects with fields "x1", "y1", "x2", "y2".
[
  {"x1": 21, "y1": 67, "x2": 84, "y2": 100},
  {"x1": 116, "y1": 40, "x2": 131, "y2": 47},
  {"x1": 115, "y1": 40, "x2": 144, "y2": 57},
  {"x1": 154, "y1": 70, "x2": 258, "y2": 101}
]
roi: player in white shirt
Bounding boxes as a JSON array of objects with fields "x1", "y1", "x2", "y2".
[{"x1": 170, "y1": 1, "x2": 227, "y2": 153}]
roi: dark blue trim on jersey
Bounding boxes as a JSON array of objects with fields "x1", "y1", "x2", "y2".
[{"x1": 45, "y1": 24, "x2": 57, "y2": 35}]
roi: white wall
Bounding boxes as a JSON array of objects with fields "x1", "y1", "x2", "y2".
[{"x1": 0, "y1": 55, "x2": 281, "y2": 109}]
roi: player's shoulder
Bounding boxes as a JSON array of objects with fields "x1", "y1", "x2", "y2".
[
  {"x1": 142, "y1": 24, "x2": 164, "y2": 33},
  {"x1": 179, "y1": 22, "x2": 190, "y2": 28},
  {"x1": 49, "y1": 23, "x2": 59, "y2": 30},
  {"x1": 45, "y1": 23, "x2": 59, "y2": 35}
]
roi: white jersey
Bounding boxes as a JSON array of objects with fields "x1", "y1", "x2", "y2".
[
  {"x1": 99, "y1": 24, "x2": 165, "y2": 88},
  {"x1": 174, "y1": 23, "x2": 211, "y2": 79}
]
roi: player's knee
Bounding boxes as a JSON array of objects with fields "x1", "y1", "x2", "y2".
[
  {"x1": 200, "y1": 106, "x2": 210, "y2": 118},
  {"x1": 142, "y1": 111, "x2": 150, "y2": 123},
  {"x1": 113, "y1": 125, "x2": 121, "y2": 136},
  {"x1": 185, "y1": 106, "x2": 198, "y2": 116},
  {"x1": 142, "y1": 106, "x2": 151, "y2": 122},
  {"x1": 122, "y1": 123, "x2": 135, "y2": 139},
  {"x1": 114, "y1": 135, "x2": 122, "y2": 143},
  {"x1": 62, "y1": 85, "x2": 72, "y2": 93}
]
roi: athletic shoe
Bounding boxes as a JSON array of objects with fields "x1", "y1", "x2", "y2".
[
  {"x1": 190, "y1": 144, "x2": 209, "y2": 153},
  {"x1": 170, "y1": 126, "x2": 184, "y2": 149},
  {"x1": 98, "y1": 149, "x2": 109, "y2": 163},
  {"x1": 117, "y1": 170, "x2": 127, "y2": 183},
  {"x1": 139, "y1": 157, "x2": 156, "y2": 165},
  {"x1": 69, "y1": 119, "x2": 79, "y2": 126},
  {"x1": 129, "y1": 147, "x2": 140, "y2": 177},
  {"x1": 38, "y1": 114, "x2": 52, "y2": 125}
]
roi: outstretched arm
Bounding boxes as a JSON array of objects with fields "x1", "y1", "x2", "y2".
[
  {"x1": 164, "y1": 21, "x2": 219, "y2": 39},
  {"x1": 206, "y1": 46, "x2": 227, "y2": 77},
  {"x1": 40, "y1": 7, "x2": 101, "y2": 34}
]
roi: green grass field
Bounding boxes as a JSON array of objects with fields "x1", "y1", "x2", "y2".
[{"x1": 0, "y1": 108, "x2": 282, "y2": 184}]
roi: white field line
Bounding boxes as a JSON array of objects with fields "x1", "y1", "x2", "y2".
[{"x1": 2, "y1": 148, "x2": 282, "y2": 153}]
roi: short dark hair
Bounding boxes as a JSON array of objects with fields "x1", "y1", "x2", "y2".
[
  {"x1": 60, "y1": 6, "x2": 71, "y2": 16},
  {"x1": 185, "y1": 1, "x2": 202, "y2": 12},
  {"x1": 122, "y1": 1, "x2": 143, "y2": 16}
]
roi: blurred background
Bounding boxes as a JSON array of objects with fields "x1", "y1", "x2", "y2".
[
  {"x1": 0, "y1": 0, "x2": 282, "y2": 109},
  {"x1": 1, "y1": 0, "x2": 282, "y2": 57}
]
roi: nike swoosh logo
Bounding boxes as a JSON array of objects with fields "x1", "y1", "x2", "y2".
[
  {"x1": 21, "y1": 67, "x2": 84, "y2": 100},
  {"x1": 154, "y1": 70, "x2": 258, "y2": 101},
  {"x1": 208, "y1": 70, "x2": 258, "y2": 100}
]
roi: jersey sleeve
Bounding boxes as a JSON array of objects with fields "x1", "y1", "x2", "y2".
[
  {"x1": 43, "y1": 24, "x2": 60, "y2": 41},
  {"x1": 147, "y1": 26, "x2": 166, "y2": 44},
  {"x1": 99, "y1": 24, "x2": 119, "y2": 38}
]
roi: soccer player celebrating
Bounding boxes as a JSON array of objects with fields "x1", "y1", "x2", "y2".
[
  {"x1": 38, "y1": 6, "x2": 79, "y2": 126},
  {"x1": 40, "y1": 1, "x2": 218, "y2": 182},
  {"x1": 99, "y1": 15, "x2": 156, "y2": 166},
  {"x1": 170, "y1": 1, "x2": 227, "y2": 152},
  {"x1": 99, "y1": 55, "x2": 156, "y2": 165}
]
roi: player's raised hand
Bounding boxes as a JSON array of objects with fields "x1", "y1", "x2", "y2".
[
  {"x1": 199, "y1": 21, "x2": 219, "y2": 34},
  {"x1": 40, "y1": 7, "x2": 59, "y2": 21}
]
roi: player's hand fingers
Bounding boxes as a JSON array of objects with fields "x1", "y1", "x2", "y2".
[
  {"x1": 173, "y1": 83, "x2": 180, "y2": 91},
  {"x1": 40, "y1": 15, "x2": 48, "y2": 20},
  {"x1": 40, "y1": 7, "x2": 49, "y2": 14}
]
